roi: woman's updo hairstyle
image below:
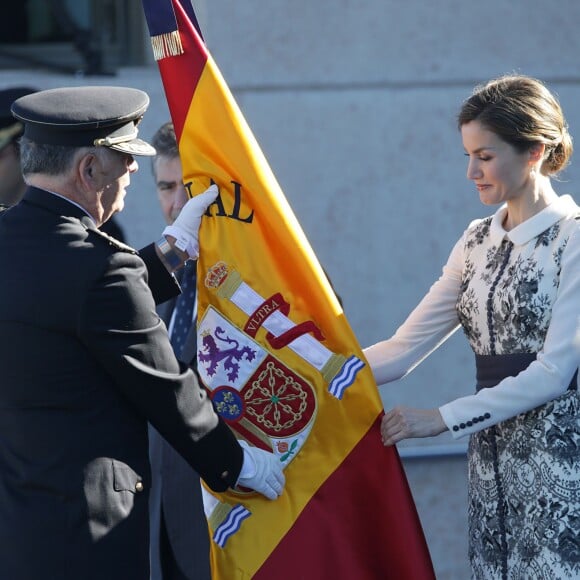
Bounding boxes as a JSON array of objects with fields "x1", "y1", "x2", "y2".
[{"x1": 458, "y1": 75, "x2": 573, "y2": 176}]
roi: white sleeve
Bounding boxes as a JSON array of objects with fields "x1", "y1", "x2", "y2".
[
  {"x1": 363, "y1": 234, "x2": 464, "y2": 385},
  {"x1": 439, "y1": 226, "x2": 580, "y2": 439}
]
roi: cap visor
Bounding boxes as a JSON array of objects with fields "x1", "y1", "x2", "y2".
[{"x1": 110, "y1": 138, "x2": 156, "y2": 156}]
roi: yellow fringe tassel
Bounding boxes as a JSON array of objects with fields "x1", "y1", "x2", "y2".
[{"x1": 150, "y1": 30, "x2": 183, "y2": 60}]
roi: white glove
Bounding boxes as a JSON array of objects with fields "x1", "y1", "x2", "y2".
[
  {"x1": 236, "y1": 441, "x2": 285, "y2": 500},
  {"x1": 162, "y1": 184, "x2": 219, "y2": 259}
]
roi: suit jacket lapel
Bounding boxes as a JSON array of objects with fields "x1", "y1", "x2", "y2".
[
  {"x1": 179, "y1": 323, "x2": 198, "y2": 369},
  {"x1": 156, "y1": 298, "x2": 177, "y2": 326}
]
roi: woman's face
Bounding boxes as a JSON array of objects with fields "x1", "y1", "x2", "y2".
[{"x1": 461, "y1": 120, "x2": 533, "y2": 206}]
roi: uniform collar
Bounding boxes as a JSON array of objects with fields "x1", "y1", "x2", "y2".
[
  {"x1": 22, "y1": 186, "x2": 135, "y2": 251},
  {"x1": 23, "y1": 186, "x2": 94, "y2": 223},
  {"x1": 489, "y1": 194, "x2": 578, "y2": 246}
]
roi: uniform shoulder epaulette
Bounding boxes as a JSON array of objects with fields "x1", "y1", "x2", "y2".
[
  {"x1": 94, "y1": 227, "x2": 138, "y2": 254},
  {"x1": 84, "y1": 220, "x2": 138, "y2": 255}
]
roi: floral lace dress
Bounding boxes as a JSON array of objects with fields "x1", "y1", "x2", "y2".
[
  {"x1": 455, "y1": 198, "x2": 580, "y2": 579},
  {"x1": 364, "y1": 195, "x2": 580, "y2": 579}
]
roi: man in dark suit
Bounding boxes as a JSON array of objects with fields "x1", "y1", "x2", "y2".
[
  {"x1": 148, "y1": 121, "x2": 211, "y2": 580},
  {"x1": 0, "y1": 86, "x2": 284, "y2": 580}
]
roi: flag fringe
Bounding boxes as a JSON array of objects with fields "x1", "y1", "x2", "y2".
[{"x1": 150, "y1": 31, "x2": 183, "y2": 60}]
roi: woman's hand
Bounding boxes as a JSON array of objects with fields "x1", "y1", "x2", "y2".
[{"x1": 381, "y1": 406, "x2": 448, "y2": 446}]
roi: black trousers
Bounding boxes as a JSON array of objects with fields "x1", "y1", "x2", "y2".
[{"x1": 159, "y1": 507, "x2": 190, "y2": 580}]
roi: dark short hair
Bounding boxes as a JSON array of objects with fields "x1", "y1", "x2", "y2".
[
  {"x1": 152, "y1": 122, "x2": 178, "y2": 158},
  {"x1": 151, "y1": 121, "x2": 179, "y2": 177}
]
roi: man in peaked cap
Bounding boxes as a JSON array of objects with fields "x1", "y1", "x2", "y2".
[
  {"x1": 0, "y1": 86, "x2": 37, "y2": 206},
  {"x1": 0, "y1": 86, "x2": 284, "y2": 580},
  {"x1": 0, "y1": 85, "x2": 126, "y2": 240}
]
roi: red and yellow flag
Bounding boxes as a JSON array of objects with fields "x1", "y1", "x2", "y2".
[{"x1": 142, "y1": 1, "x2": 435, "y2": 578}]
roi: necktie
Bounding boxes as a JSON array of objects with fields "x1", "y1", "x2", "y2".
[{"x1": 170, "y1": 260, "x2": 197, "y2": 359}]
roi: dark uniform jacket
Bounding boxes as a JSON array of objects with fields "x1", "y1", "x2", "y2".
[{"x1": 0, "y1": 188, "x2": 242, "y2": 580}]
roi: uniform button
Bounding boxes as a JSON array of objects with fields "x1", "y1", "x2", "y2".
[
  {"x1": 479, "y1": 415, "x2": 485, "y2": 421},
  {"x1": 466, "y1": 421, "x2": 473, "y2": 427},
  {"x1": 453, "y1": 426, "x2": 459, "y2": 432},
  {"x1": 135, "y1": 481, "x2": 144, "y2": 493},
  {"x1": 484, "y1": 412, "x2": 491, "y2": 419},
  {"x1": 472, "y1": 417, "x2": 479, "y2": 423},
  {"x1": 460, "y1": 423, "x2": 466, "y2": 429}
]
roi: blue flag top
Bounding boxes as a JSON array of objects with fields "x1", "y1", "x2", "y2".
[{"x1": 142, "y1": 0, "x2": 203, "y2": 40}]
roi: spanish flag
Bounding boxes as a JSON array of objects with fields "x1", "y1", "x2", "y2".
[{"x1": 142, "y1": 1, "x2": 435, "y2": 578}]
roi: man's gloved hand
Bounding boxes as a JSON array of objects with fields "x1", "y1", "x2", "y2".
[
  {"x1": 163, "y1": 184, "x2": 218, "y2": 259},
  {"x1": 236, "y1": 441, "x2": 285, "y2": 500}
]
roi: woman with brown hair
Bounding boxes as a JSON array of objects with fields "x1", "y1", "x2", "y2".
[{"x1": 365, "y1": 75, "x2": 580, "y2": 579}]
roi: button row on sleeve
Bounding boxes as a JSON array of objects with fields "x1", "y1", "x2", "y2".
[{"x1": 452, "y1": 412, "x2": 491, "y2": 432}]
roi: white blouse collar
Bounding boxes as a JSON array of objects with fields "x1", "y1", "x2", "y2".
[{"x1": 489, "y1": 194, "x2": 579, "y2": 246}]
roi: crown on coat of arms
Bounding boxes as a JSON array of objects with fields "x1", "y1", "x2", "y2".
[{"x1": 205, "y1": 261, "x2": 229, "y2": 289}]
